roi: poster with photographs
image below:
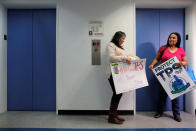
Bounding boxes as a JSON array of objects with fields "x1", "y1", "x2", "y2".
[{"x1": 152, "y1": 56, "x2": 196, "y2": 100}]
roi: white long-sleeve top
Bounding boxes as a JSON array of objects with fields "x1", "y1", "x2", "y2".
[{"x1": 106, "y1": 42, "x2": 140, "y2": 78}]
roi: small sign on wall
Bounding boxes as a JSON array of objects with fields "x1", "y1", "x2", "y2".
[{"x1": 89, "y1": 21, "x2": 103, "y2": 36}]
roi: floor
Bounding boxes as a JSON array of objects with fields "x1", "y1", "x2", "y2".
[
  {"x1": 0, "y1": 129, "x2": 196, "y2": 131},
  {"x1": 0, "y1": 111, "x2": 196, "y2": 129}
]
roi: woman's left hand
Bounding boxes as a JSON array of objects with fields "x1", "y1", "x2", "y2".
[
  {"x1": 177, "y1": 62, "x2": 183, "y2": 67},
  {"x1": 126, "y1": 58, "x2": 131, "y2": 65}
]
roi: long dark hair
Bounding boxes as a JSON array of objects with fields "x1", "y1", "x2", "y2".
[
  {"x1": 111, "y1": 31, "x2": 126, "y2": 49},
  {"x1": 166, "y1": 32, "x2": 181, "y2": 48}
]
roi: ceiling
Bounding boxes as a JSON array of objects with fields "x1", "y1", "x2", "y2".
[
  {"x1": 135, "y1": 0, "x2": 193, "y2": 8},
  {"x1": 0, "y1": 0, "x2": 194, "y2": 9},
  {"x1": 0, "y1": 0, "x2": 57, "y2": 9}
]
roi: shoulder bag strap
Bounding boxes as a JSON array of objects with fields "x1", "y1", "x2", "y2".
[{"x1": 159, "y1": 46, "x2": 167, "y2": 61}]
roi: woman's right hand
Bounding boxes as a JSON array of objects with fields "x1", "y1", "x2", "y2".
[
  {"x1": 125, "y1": 58, "x2": 131, "y2": 65},
  {"x1": 148, "y1": 64, "x2": 154, "y2": 70}
]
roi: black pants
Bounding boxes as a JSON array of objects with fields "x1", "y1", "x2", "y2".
[
  {"x1": 108, "y1": 75, "x2": 122, "y2": 110},
  {"x1": 156, "y1": 82, "x2": 180, "y2": 117}
]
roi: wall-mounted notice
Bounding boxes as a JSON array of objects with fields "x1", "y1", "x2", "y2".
[
  {"x1": 152, "y1": 56, "x2": 196, "y2": 100},
  {"x1": 89, "y1": 21, "x2": 103, "y2": 36},
  {"x1": 110, "y1": 59, "x2": 148, "y2": 94}
]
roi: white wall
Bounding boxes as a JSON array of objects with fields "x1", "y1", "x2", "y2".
[
  {"x1": 57, "y1": 0, "x2": 136, "y2": 111},
  {"x1": 185, "y1": 1, "x2": 196, "y2": 115},
  {"x1": 0, "y1": 3, "x2": 7, "y2": 113}
]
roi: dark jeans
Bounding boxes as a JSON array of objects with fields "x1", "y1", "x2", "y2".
[
  {"x1": 108, "y1": 75, "x2": 122, "y2": 109},
  {"x1": 156, "y1": 82, "x2": 180, "y2": 117}
]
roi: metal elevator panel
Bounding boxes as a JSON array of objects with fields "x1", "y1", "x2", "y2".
[{"x1": 92, "y1": 39, "x2": 101, "y2": 65}]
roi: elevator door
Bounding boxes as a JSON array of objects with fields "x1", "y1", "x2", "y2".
[
  {"x1": 8, "y1": 9, "x2": 56, "y2": 110},
  {"x1": 136, "y1": 9, "x2": 185, "y2": 111}
]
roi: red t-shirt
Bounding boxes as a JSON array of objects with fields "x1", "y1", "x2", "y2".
[{"x1": 158, "y1": 46, "x2": 186, "y2": 64}]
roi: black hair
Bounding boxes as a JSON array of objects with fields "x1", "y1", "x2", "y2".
[
  {"x1": 111, "y1": 31, "x2": 126, "y2": 49},
  {"x1": 166, "y1": 32, "x2": 181, "y2": 48}
]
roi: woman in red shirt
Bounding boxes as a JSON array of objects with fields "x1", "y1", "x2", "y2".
[{"x1": 149, "y1": 32, "x2": 188, "y2": 122}]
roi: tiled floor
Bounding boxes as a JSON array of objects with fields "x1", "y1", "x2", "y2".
[{"x1": 0, "y1": 111, "x2": 195, "y2": 129}]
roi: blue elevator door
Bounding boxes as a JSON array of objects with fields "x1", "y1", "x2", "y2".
[
  {"x1": 7, "y1": 9, "x2": 56, "y2": 111},
  {"x1": 33, "y1": 10, "x2": 56, "y2": 110},
  {"x1": 7, "y1": 10, "x2": 33, "y2": 110},
  {"x1": 136, "y1": 9, "x2": 185, "y2": 111}
]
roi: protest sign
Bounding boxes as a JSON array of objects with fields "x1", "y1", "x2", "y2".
[
  {"x1": 152, "y1": 56, "x2": 196, "y2": 100},
  {"x1": 110, "y1": 59, "x2": 148, "y2": 94}
]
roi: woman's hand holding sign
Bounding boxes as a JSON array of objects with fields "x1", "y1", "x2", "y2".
[
  {"x1": 149, "y1": 64, "x2": 154, "y2": 70},
  {"x1": 125, "y1": 57, "x2": 131, "y2": 65}
]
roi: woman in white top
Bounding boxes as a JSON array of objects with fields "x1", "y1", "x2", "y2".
[{"x1": 107, "y1": 31, "x2": 139, "y2": 124}]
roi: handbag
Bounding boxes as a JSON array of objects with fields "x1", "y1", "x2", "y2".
[{"x1": 187, "y1": 65, "x2": 196, "y2": 84}]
